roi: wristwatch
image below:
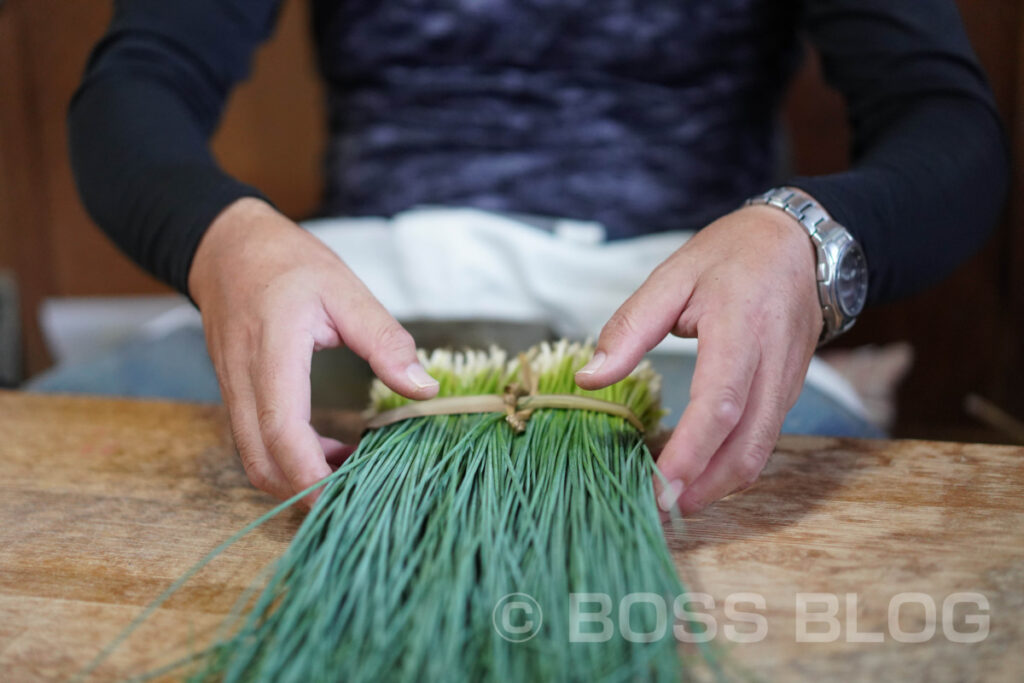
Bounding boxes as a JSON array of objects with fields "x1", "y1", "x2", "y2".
[{"x1": 744, "y1": 187, "x2": 869, "y2": 344}]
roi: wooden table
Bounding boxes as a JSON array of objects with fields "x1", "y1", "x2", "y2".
[{"x1": 0, "y1": 391, "x2": 1021, "y2": 681}]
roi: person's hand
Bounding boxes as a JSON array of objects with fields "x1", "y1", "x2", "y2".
[
  {"x1": 575, "y1": 205, "x2": 822, "y2": 514},
  {"x1": 188, "y1": 197, "x2": 439, "y2": 507}
]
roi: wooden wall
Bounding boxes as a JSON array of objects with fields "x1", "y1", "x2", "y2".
[
  {"x1": 785, "y1": 2, "x2": 1024, "y2": 436},
  {"x1": 0, "y1": 0, "x2": 1021, "y2": 437},
  {"x1": 0, "y1": 0, "x2": 327, "y2": 372}
]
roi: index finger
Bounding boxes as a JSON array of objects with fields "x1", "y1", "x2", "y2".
[
  {"x1": 655, "y1": 314, "x2": 759, "y2": 507},
  {"x1": 575, "y1": 264, "x2": 694, "y2": 390},
  {"x1": 321, "y1": 273, "x2": 439, "y2": 401}
]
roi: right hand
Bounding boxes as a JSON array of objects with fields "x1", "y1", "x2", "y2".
[{"x1": 188, "y1": 197, "x2": 439, "y2": 506}]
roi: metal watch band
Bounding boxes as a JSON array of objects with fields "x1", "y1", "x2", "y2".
[{"x1": 744, "y1": 187, "x2": 862, "y2": 344}]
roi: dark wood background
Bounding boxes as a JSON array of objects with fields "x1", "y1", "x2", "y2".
[{"x1": 1, "y1": 0, "x2": 1021, "y2": 439}]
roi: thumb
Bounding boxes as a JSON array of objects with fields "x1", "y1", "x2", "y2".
[
  {"x1": 576, "y1": 267, "x2": 692, "y2": 390},
  {"x1": 323, "y1": 278, "x2": 439, "y2": 400}
]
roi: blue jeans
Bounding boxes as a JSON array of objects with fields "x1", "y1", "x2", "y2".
[
  {"x1": 645, "y1": 353, "x2": 884, "y2": 438},
  {"x1": 27, "y1": 326, "x2": 883, "y2": 438}
]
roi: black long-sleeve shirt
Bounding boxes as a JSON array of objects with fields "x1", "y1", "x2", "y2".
[{"x1": 69, "y1": 0, "x2": 1008, "y2": 306}]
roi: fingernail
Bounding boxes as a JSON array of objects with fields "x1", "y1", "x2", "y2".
[
  {"x1": 406, "y1": 363, "x2": 439, "y2": 390},
  {"x1": 658, "y1": 479, "x2": 684, "y2": 512},
  {"x1": 576, "y1": 351, "x2": 606, "y2": 376}
]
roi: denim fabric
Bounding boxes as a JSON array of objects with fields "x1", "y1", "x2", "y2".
[
  {"x1": 27, "y1": 326, "x2": 882, "y2": 439},
  {"x1": 646, "y1": 352, "x2": 884, "y2": 439},
  {"x1": 27, "y1": 328, "x2": 222, "y2": 404}
]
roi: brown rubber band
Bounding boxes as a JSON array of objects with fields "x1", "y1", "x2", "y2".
[{"x1": 363, "y1": 393, "x2": 645, "y2": 433}]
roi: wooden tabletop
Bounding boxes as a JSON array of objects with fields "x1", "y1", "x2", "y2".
[{"x1": 0, "y1": 390, "x2": 1021, "y2": 682}]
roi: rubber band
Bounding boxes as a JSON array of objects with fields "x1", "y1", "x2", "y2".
[{"x1": 364, "y1": 393, "x2": 645, "y2": 433}]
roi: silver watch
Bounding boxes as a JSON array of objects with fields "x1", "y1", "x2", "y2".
[{"x1": 745, "y1": 187, "x2": 868, "y2": 344}]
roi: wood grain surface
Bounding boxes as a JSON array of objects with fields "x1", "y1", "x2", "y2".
[{"x1": 0, "y1": 391, "x2": 1021, "y2": 682}]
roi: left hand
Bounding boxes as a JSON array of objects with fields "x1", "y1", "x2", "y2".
[{"x1": 574, "y1": 205, "x2": 823, "y2": 513}]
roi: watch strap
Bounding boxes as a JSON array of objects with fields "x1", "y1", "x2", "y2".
[{"x1": 744, "y1": 187, "x2": 859, "y2": 344}]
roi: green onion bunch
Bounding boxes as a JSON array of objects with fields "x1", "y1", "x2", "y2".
[{"x1": 187, "y1": 340, "x2": 696, "y2": 682}]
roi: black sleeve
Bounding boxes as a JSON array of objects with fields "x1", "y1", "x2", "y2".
[
  {"x1": 68, "y1": 0, "x2": 282, "y2": 295},
  {"x1": 788, "y1": 0, "x2": 1010, "y2": 306}
]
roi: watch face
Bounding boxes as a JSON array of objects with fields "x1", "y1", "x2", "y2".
[{"x1": 836, "y1": 243, "x2": 868, "y2": 317}]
